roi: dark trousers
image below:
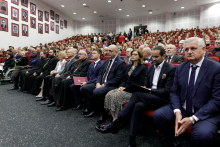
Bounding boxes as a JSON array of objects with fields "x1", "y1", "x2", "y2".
[
  {"x1": 31, "y1": 75, "x2": 46, "y2": 95},
  {"x1": 43, "y1": 75, "x2": 55, "y2": 98},
  {"x1": 153, "y1": 104, "x2": 218, "y2": 147},
  {"x1": 80, "y1": 83, "x2": 96, "y2": 110},
  {"x1": 93, "y1": 86, "x2": 116, "y2": 114},
  {"x1": 119, "y1": 92, "x2": 168, "y2": 136},
  {"x1": 50, "y1": 77, "x2": 65, "y2": 105},
  {"x1": 70, "y1": 84, "x2": 82, "y2": 105},
  {"x1": 20, "y1": 72, "x2": 33, "y2": 91}
]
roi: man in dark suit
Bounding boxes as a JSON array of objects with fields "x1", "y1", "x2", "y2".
[
  {"x1": 107, "y1": 46, "x2": 175, "y2": 147},
  {"x1": 144, "y1": 28, "x2": 149, "y2": 34},
  {"x1": 176, "y1": 40, "x2": 185, "y2": 53},
  {"x1": 19, "y1": 51, "x2": 48, "y2": 92},
  {"x1": 153, "y1": 37, "x2": 220, "y2": 147},
  {"x1": 165, "y1": 44, "x2": 184, "y2": 63},
  {"x1": 70, "y1": 49, "x2": 103, "y2": 115},
  {"x1": 28, "y1": 50, "x2": 59, "y2": 95},
  {"x1": 53, "y1": 50, "x2": 91, "y2": 111},
  {"x1": 128, "y1": 28, "x2": 132, "y2": 41},
  {"x1": 93, "y1": 45, "x2": 126, "y2": 124},
  {"x1": 138, "y1": 27, "x2": 142, "y2": 36},
  {"x1": 39, "y1": 49, "x2": 77, "y2": 104},
  {"x1": 143, "y1": 47, "x2": 153, "y2": 64}
]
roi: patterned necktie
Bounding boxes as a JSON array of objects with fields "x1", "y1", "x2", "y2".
[
  {"x1": 101, "y1": 59, "x2": 112, "y2": 84},
  {"x1": 186, "y1": 65, "x2": 198, "y2": 114},
  {"x1": 168, "y1": 57, "x2": 171, "y2": 63}
]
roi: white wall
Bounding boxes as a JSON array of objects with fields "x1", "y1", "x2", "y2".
[
  {"x1": 0, "y1": 0, "x2": 75, "y2": 50},
  {"x1": 200, "y1": 2, "x2": 220, "y2": 28}
]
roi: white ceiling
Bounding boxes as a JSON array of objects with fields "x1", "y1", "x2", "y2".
[{"x1": 40, "y1": 0, "x2": 220, "y2": 21}]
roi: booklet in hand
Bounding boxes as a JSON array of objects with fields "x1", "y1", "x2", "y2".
[
  {"x1": 123, "y1": 84, "x2": 150, "y2": 93},
  {"x1": 73, "y1": 77, "x2": 88, "y2": 85}
]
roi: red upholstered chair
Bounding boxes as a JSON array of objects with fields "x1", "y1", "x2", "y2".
[
  {"x1": 209, "y1": 56, "x2": 220, "y2": 62},
  {"x1": 207, "y1": 52, "x2": 213, "y2": 56},
  {"x1": 125, "y1": 61, "x2": 129, "y2": 66},
  {"x1": 121, "y1": 56, "x2": 126, "y2": 59},
  {"x1": 0, "y1": 57, "x2": 3, "y2": 63},
  {"x1": 145, "y1": 63, "x2": 151, "y2": 68},
  {"x1": 172, "y1": 64, "x2": 179, "y2": 67},
  {"x1": 89, "y1": 59, "x2": 94, "y2": 63},
  {"x1": 103, "y1": 56, "x2": 109, "y2": 60},
  {"x1": 26, "y1": 54, "x2": 31, "y2": 65},
  {"x1": 2, "y1": 57, "x2": 7, "y2": 62}
]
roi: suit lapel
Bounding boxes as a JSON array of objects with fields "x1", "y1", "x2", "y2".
[
  {"x1": 183, "y1": 62, "x2": 190, "y2": 97},
  {"x1": 192, "y1": 59, "x2": 208, "y2": 97},
  {"x1": 157, "y1": 62, "x2": 168, "y2": 84},
  {"x1": 171, "y1": 54, "x2": 177, "y2": 63},
  {"x1": 130, "y1": 64, "x2": 140, "y2": 78},
  {"x1": 149, "y1": 66, "x2": 155, "y2": 88},
  {"x1": 108, "y1": 57, "x2": 118, "y2": 73}
]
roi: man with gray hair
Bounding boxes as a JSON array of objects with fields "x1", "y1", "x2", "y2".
[
  {"x1": 139, "y1": 45, "x2": 145, "y2": 51},
  {"x1": 165, "y1": 44, "x2": 184, "y2": 63},
  {"x1": 154, "y1": 37, "x2": 220, "y2": 147},
  {"x1": 124, "y1": 48, "x2": 133, "y2": 64},
  {"x1": 142, "y1": 47, "x2": 153, "y2": 63},
  {"x1": 176, "y1": 40, "x2": 185, "y2": 53}
]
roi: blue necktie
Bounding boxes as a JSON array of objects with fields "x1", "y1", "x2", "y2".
[{"x1": 186, "y1": 65, "x2": 198, "y2": 114}]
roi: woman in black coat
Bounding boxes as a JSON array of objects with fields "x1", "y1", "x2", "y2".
[{"x1": 0, "y1": 52, "x2": 15, "y2": 73}]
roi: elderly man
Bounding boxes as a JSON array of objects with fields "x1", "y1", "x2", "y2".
[
  {"x1": 53, "y1": 50, "x2": 91, "y2": 111},
  {"x1": 153, "y1": 37, "x2": 220, "y2": 147},
  {"x1": 143, "y1": 47, "x2": 153, "y2": 64},
  {"x1": 13, "y1": 48, "x2": 21, "y2": 60},
  {"x1": 176, "y1": 40, "x2": 185, "y2": 53},
  {"x1": 165, "y1": 44, "x2": 184, "y2": 63},
  {"x1": 139, "y1": 45, "x2": 145, "y2": 51},
  {"x1": 124, "y1": 48, "x2": 133, "y2": 64}
]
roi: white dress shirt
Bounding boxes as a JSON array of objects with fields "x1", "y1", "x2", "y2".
[
  {"x1": 104, "y1": 56, "x2": 117, "y2": 83},
  {"x1": 94, "y1": 59, "x2": 100, "y2": 68},
  {"x1": 151, "y1": 60, "x2": 165, "y2": 89},
  {"x1": 174, "y1": 57, "x2": 205, "y2": 122}
]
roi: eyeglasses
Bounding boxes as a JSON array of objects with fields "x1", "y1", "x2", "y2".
[
  {"x1": 215, "y1": 42, "x2": 220, "y2": 44},
  {"x1": 131, "y1": 54, "x2": 138, "y2": 56}
]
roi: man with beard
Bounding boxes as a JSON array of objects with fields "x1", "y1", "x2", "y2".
[
  {"x1": 28, "y1": 50, "x2": 59, "y2": 95},
  {"x1": 97, "y1": 46, "x2": 176, "y2": 147},
  {"x1": 165, "y1": 44, "x2": 184, "y2": 63}
]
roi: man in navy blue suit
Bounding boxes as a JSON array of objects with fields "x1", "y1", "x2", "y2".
[
  {"x1": 70, "y1": 49, "x2": 103, "y2": 114},
  {"x1": 14, "y1": 48, "x2": 21, "y2": 60},
  {"x1": 153, "y1": 37, "x2": 220, "y2": 147},
  {"x1": 93, "y1": 45, "x2": 126, "y2": 124},
  {"x1": 109, "y1": 46, "x2": 176, "y2": 147}
]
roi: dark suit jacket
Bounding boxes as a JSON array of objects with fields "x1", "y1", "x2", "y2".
[
  {"x1": 60, "y1": 58, "x2": 77, "y2": 78},
  {"x1": 119, "y1": 64, "x2": 147, "y2": 87},
  {"x1": 29, "y1": 58, "x2": 48, "y2": 74},
  {"x1": 97, "y1": 55, "x2": 126, "y2": 87},
  {"x1": 3, "y1": 57, "x2": 15, "y2": 69},
  {"x1": 86, "y1": 60, "x2": 103, "y2": 84},
  {"x1": 145, "y1": 61, "x2": 176, "y2": 99},
  {"x1": 39, "y1": 57, "x2": 59, "y2": 76},
  {"x1": 16, "y1": 56, "x2": 28, "y2": 66},
  {"x1": 69, "y1": 58, "x2": 91, "y2": 78},
  {"x1": 170, "y1": 58, "x2": 220, "y2": 125},
  {"x1": 165, "y1": 54, "x2": 184, "y2": 63},
  {"x1": 14, "y1": 53, "x2": 21, "y2": 60},
  {"x1": 128, "y1": 31, "x2": 132, "y2": 38},
  {"x1": 144, "y1": 56, "x2": 153, "y2": 64}
]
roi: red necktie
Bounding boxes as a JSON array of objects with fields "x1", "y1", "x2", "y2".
[{"x1": 168, "y1": 57, "x2": 171, "y2": 63}]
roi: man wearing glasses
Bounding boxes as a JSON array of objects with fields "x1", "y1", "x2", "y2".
[{"x1": 209, "y1": 39, "x2": 220, "y2": 53}]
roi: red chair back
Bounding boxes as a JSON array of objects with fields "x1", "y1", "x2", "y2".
[
  {"x1": 209, "y1": 56, "x2": 220, "y2": 62},
  {"x1": 103, "y1": 56, "x2": 109, "y2": 60},
  {"x1": 0, "y1": 57, "x2": 3, "y2": 63},
  {"x1": 145, "y1": 63, "x2": 151, "y2": 68},
  {"x1": 125, "y1": 61, "x2": 129, "y2": 66}
]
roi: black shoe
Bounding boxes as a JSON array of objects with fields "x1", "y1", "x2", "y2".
[
  {"x1": 36, "y1": 97, "x2": 46, "y2": 101},
  {"x1": 40, "y1": 99, "x2": 53, "y2": 105},
  {"x1": 85, "y1": 111, "x2": 96, "y2": 118},
  {"x1": 56, "y1": 107, "x2": 67, "y2": 111},
  {"x1": 95, "y1": 124, "x2": 112, "y2": 133},
  {"x1": 8, "y1": 86, "x2": 19, "y2": 90},
  {"x1": 82, "y1": 109, "x2": 89, "y2": 115},
  {"x1": 47, "y1": 102, "x2": 55, "y2": 107},
  {"x1": 72, "y1": 104, "x2": 82, "y2": 110},
  {"x1": 96, "y1": 113, "x2": 109, "y2": 124}
]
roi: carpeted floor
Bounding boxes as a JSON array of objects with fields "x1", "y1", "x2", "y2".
[{"x1": 0, "y1": 83, "x2": 219, "y2": 147}]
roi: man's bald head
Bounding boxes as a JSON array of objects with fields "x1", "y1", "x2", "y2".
[{"x1": 142, "y1": 47, "x2": 151, "y2": 58}]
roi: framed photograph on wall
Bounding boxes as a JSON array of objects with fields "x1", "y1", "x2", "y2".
[
  {"x1": 45, "y1": 23, "x2": 49, "y2": 34},
  {"x1": 55, "y1": 14, "x2": 59, "y2": 23},
  {"x1": 45, "y1": 11, "x2": 49, "y2": 22},
  {"x1": 0, "y1": 0, "x2": 8, "y2": 15},
  {"x1": 30, "y1": 2, "x2": 36, "y2": 15},
  {"x1": 12, "y1": 23, "x2": 19, "y2": 37},
  {"x1": 60, "y1": 20, "x2": 63, "y2": 29},
  {"x1": 22, "y1": 9, "x2": 28, "y2": 22},
  {"x1": 50, "y1": 10, "x2": 54, "y2": 20},
  {"x1": 11, "y1": 6, "x2": 19, "y2": 21},
  {"x1": 38, "y1": 23, "x2": 43, "y2": 34},
  {"x1": 30, "y1": 16, "x2": 36, "y2": 29},
  {"x1": 21, "y1": 0, "x2": 28, "y2": 7},
  {"x1": 22, "y1": 24, "x2": 28, "y2": 36},
  {"x1": 38, "y1": 10, "x2": 43, "y2": 21},
  {"x1": 50, "y1": 21, "x2": 54, "y2": 31},
  {"x1": 11, "y1": 0, "x2": 18, "y2": 5},
  {"x1": 0, "y1": 16, "x2": 8, "y2": 32},
  {"x1": 56, "y1": 25, "x2": 59, "y2": 34},
  {"x1": 64, "y1": 20, "x2": 67, "y2": 28}
]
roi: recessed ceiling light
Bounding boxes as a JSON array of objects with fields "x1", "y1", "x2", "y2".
[
  {"x1": 82, "y1": 18, "x2": 85, "y2": 19},
  {"x1": 127, "y1": 15, "x2": 129, "y2": 16},
  {"x1": 148, "y1": 10, "x2": 153, "y2": 14},
  {"x1": 94, "y1": 11, "x2": 97, "y2": 13},
  {"x1": 181, "y1": 7, "x2": 185, "y2": 9},
  {"x1": 73, "y1": 12, "x2": 76, "y2": 14},
  {"x1": 119, "y1": 9, "x2": 122, "y2": 11},
  {"x1": 142, "y1": 5, "x2": 145, "y2": 7},
  {"x1": 83, "y1": 3, "x2": 86, "y2": 6},
  {"x1": 174, "y1": 0, "x2": 178, "y2": 1},
  {"x1": 108, "y1": 0, "x2": 111, "y2": 2},
  {"x1": 61, "y1": 5, "x2": 65, "y2": 7}
]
